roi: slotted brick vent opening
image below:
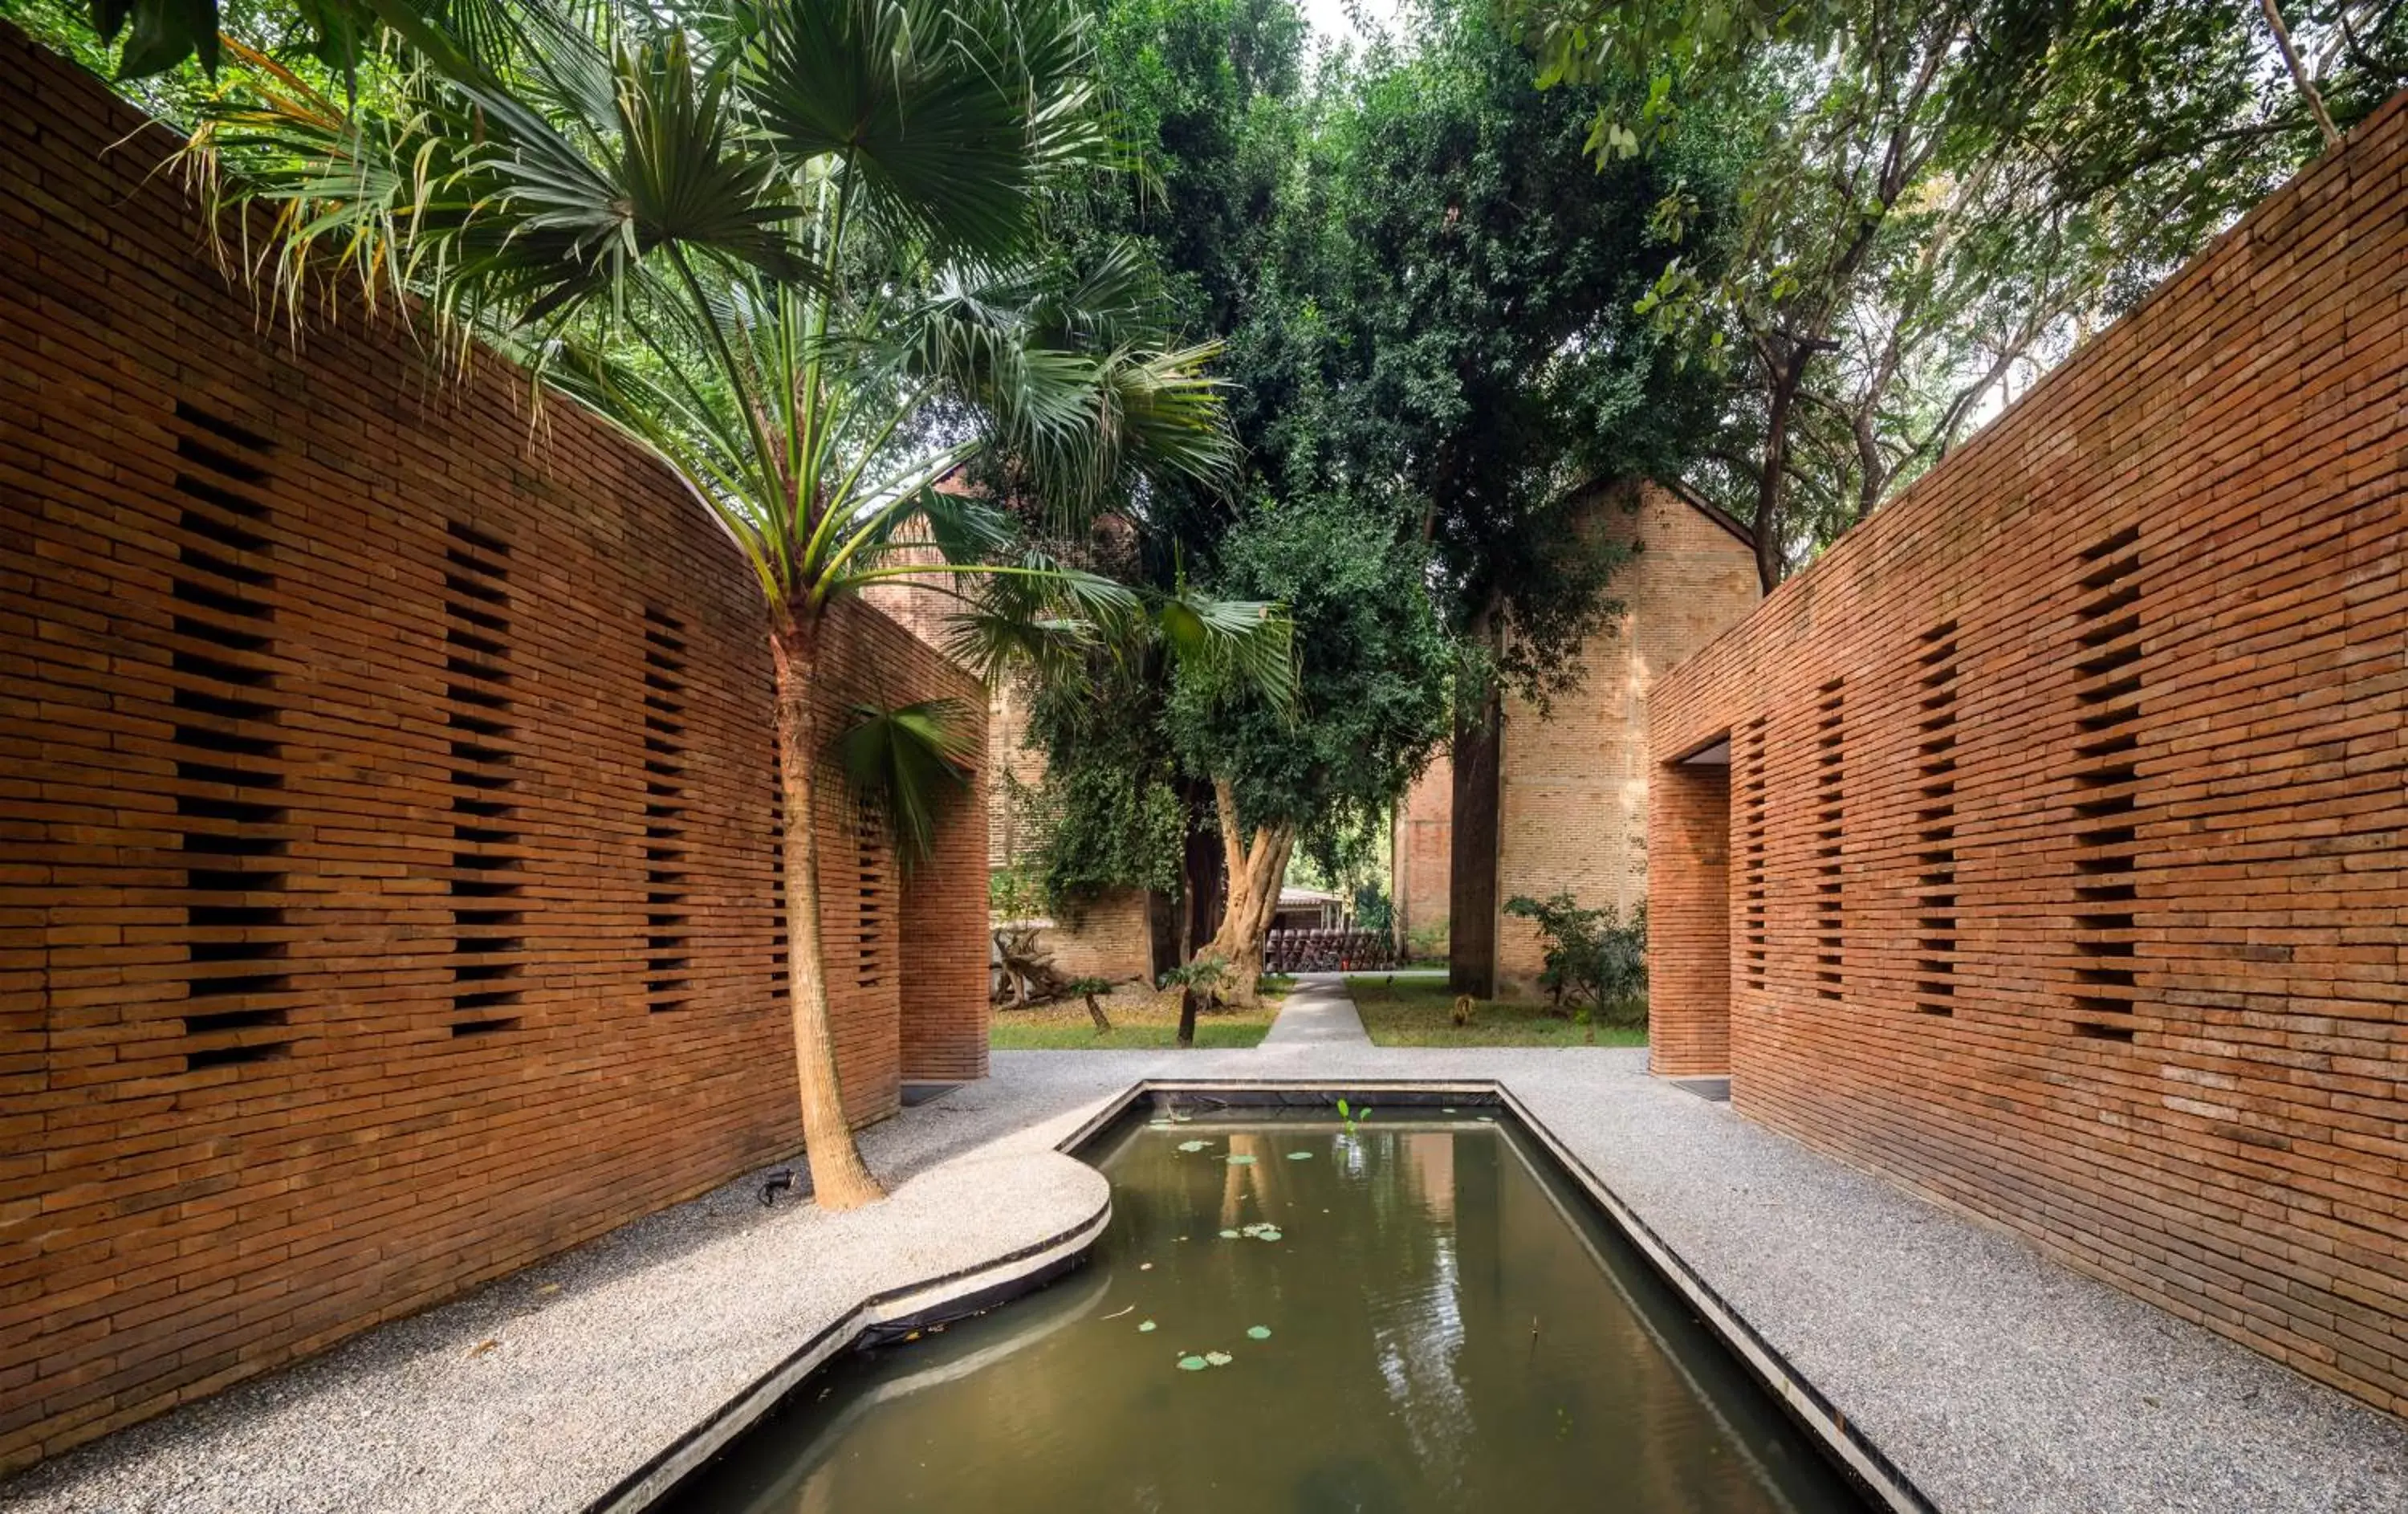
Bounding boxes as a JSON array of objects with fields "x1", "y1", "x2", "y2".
[
  {"x1": 1914, "y1": 621, "x2": 1959, "y2": 1016},
  {"x1": 1739, "y1": 716, "x2": 1768, "y2": 992},
  {"x1": 1812, "y1": 678, "x2": 1845, "y2": 1001},
  {"x1": 854, "y1": 807, "x2": 892, "y2": 990},
  {"x1": 169, "y1": 401, "x2": 298, "y2": 1072},
  {"x1": 644, "y1": 608, "x2": 694, "y2": 1010},
  {"x1": 2068, "y1": 529, "x2": 2143, "y2": 1043},
  {"x1": 445, "y1": 520, "x2": 526, "y2": 1036}
]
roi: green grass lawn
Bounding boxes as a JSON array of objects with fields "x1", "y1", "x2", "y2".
[
  {"x1": 990, "y1": 984, "x2": 1279, "y2": 1050},
  {"x1": 1343, "y1": 974, "x2": 1647, "y2": 1048}
]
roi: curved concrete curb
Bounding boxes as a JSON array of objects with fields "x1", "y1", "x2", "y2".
[
  {"x1": 0, "y1": 1091, "x2": 1121, "y2": 1514},
  {"x1": 11, "y1": 1048, "x2": 2403, "y2": 1514},
  {"x1": 587, "y1": 1195, "x2": 1110, "y2": 1514}
]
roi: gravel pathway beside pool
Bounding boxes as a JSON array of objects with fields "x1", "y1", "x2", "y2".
[{"x1": 6, "y1": 1043, "x2": 2404, "y2": 1514}]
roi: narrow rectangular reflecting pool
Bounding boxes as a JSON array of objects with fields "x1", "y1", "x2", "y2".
[{"x1": 660, "y1": 1101, "x2": 1877, "y2": 1513}]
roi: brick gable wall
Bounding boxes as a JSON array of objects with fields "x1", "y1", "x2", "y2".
[
  {"x1": 1393, "y1": 482, "x2": 1759, "y2": 991},
  {"x1": 1, "y1": 27, "x2": 986, "y2": 1472},
  {"x1": 1495, "y1": 482, "x2": 1759, "y2": 995},
  {"x1": 1648, "y1": 95, "x2": 2407, "y2": 1415}
]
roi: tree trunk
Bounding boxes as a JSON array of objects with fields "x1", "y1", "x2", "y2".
[
  {"x1": 1753, "y1": 348, "x2": 1800, "y2": 593},
  {"x1": 1447, "y1": 677, "x2": 1502, "y2": 999},
  {"x1": 1753, "y1": 330, "x2": 1841, "y2": 592},
  {"x1": 1179, "y1": 781, "x2": 1222, "y2": 967},
  {"x1": 1176, "y1": 984, "x2": 1202, "y2": 1048},
  {"x1": 1201, "y1": 778, "x2": 1291, "y2": 1008},
  {"x1": 1084, "y1": 991, "x2": 1112, "y2": 1035},
  {"x1": 769, "y1": 610, "x2": 886, "y2": 1211}
]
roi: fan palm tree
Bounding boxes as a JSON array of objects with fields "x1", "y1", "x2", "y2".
[{"x1": 186, "y1": 0, "x2": 1290, "y2": 1208}]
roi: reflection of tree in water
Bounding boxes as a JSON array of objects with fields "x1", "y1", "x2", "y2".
[{"x1": 1360, "y1": 1130, "x2": 1473, "y2": 1497}]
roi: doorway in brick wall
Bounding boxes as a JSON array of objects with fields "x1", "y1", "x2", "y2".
[{"x1": 1650, "y1": 738, "x2": 1733, "y2": 1077}]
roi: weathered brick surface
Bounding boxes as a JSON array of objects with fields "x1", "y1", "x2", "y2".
[
  {"x1": 1648, "y1": 96, "x2": 2408, "y2": 1415},
  {"x1": 1649, "y1": 759, "x2": 1731, "y2": 1076},
  {"x1": 1391, "y1": 764, "x2": 1453, "y2": 957},
  {"x1": 1394, "y1": 482, "x2": 1759, "y2": 992},
  {"x1": 1027, "y1": 889, "x2": 1155, "y2": 983},
  {"x1": 1495, "y1": 482, "x2": 1759, "y2": 994},
  {"x1": 0, "y1": 29, "x2": 986, "y2": 1472}
]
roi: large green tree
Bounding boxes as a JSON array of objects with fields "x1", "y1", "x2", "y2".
[
  {"x1": 1252, "y1": 1, "x2": 1737, "y2": 994},
  {"x1": 1514, "y1": 0, "x2": 2408, "y2": 583},
  {"x1": 1169, "y1": 499, "x2": 1452, "y2": 998},
  {"x1": 1013, "y1": 0, "x2": 1739, "y2": 999},
  {"x1": 1001, "y1": 0, "x2": 1334, "y2": 958},
  {"x1": 177, "y1": 0, "x2": 1285, "y2": 1206}
]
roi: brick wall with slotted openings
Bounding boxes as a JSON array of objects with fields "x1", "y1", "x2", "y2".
[
  {"x1": 0, "y1": 26, "x2": 986, "y2": 1473},
  {"x1": 1647, "y1": 94, "x2": 2407, "y2": 1416}
]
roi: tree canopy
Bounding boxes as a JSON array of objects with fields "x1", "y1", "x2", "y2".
[
  {"x1": 22, "y1": 0, "x2": 2385, "y2": 994},
  {"x1": 1512, "y1": 0, "x2": 2408, "y2": 583}
]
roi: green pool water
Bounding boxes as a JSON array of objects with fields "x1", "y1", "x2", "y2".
[{"x1": 661, "y1": 1105, "x2": 1873, "y2": 1513}]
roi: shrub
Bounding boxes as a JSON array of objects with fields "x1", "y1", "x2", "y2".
[
  {"x1": 1503, "y1": 892, "x2": 1647, "y2": 1020},
  {"x1": 1351, "y1": 881, "x2": 1394, "y2": 935}
]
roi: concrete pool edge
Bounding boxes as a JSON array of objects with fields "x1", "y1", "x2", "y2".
[
  {"x1": 588, "y1": 1081, "x2": 1195, "y2": 1514},
  {"x1": 1488, "y1": 1085, "x2": 1936, "y2": 1514},
  {"x1": 1048, "y1": 1078, "x2": 1937, "y2": 1514},
  {"x1": 15, "y1": 1050, "x2": 2397, "y2": 1514},
  {"x1": 617, "y1": 1074, "x2": 1931, "y2": 1513},
  {"x1": 582, "y1": 1193, "x2": 1113, "y2": 1514}
]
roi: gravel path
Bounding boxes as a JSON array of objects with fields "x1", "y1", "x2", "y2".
[{"x1": 5, "y1": 1046, "x2": 2403, "y2": 1514}]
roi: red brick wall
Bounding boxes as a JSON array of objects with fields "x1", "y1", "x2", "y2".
[
  {"x1": 1648, "y1": 96, "x2": 2407, "y2": 1415},
  {"x1": 1, "y1": 28, "x2": 986, "y2": 1472},
  {"x1": 1495, "y1": 482, "x2": 1759, "y2": 995},
  {"x1": 1648, "y1": 759, "x2": 1731, "y2": 1075},
  {"x1": 1391, "y1": 763, "x2": 1453, "y2": 957},
  {"x1": 1393, "y1": 482, "x2": 1759, "y2": 989},
  {"x1": 1028, "y1": 889, "x2": 1155, "y2": 983}
]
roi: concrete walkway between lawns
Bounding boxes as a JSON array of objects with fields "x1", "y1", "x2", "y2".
[
  {"x1": 9, "y1": 1045, "x2": 2408, "y2": 1514},
  {"x1": 1258, "y1": 971, "x2": 1371, "y2": 1047}
]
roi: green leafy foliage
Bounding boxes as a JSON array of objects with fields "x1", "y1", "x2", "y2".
[
  {"x1": 1503, "y1": 893, "x2": 1647, "y2": 1018},
  {"x1": 1158, "y1": 955, "x2": 1230, "y2": 992},
  {"x1": 1166, "y1": 496, "x2": 1450, "y2": 865},
  {"x1": 1509, "y1": 0, "x2": 2408, "y2": 582},
  {"x1": 1240, "y1": 2, "x2": 1739, "y2": 703}
]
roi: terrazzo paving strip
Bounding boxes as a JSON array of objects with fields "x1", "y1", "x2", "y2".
[
  {"x1": 1259, "y1": 972, "x2": 1373, "y2": 1046},
  {"x1": 5, "y1": 1046, "x2": 2405, "y2": 1514}
]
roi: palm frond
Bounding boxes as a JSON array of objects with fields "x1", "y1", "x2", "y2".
[
  {"x1": 934, "y1": 556, "x2": 1142, "y2": 685},
  {"x1": 738, "y1": 0, "x2": 1107, "y2": 255},
  {"x1": 1157, "y1": 587, "x2": 1298, "y2": 718},
  {"x1": 832, "y1": 698, "x2": 977, "y2": 870}
]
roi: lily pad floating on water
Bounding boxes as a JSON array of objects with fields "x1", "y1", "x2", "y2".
[
  {"x1": 1285, "y1": 1150, "x2": 1313, "y2": 1161},
  {"x1": 1247, "y1": 1325, "x2": 1272, "y2": 1340},
  {"x1": 1225, "y1": 1154, "x2": 1256, "y2": 1166},
  {"x1": 1176, "y1": 1140, "x2": 1209, "y2": 1153},
  {"x1": 1218, "y1": 1228, "x2": 1240, "y2": 1239},
  {"x1": 1204, "y1": 1351, "x2": 1234, "y2": 1367},
  {"x1": 1139, "y1": 1321, "x2": 1157, "y2": 1333},
  {"x1": 1177, "y1": 1356, "x2": 1209, "y2": 1372},
  {"x1": 1255, "y1": 1228, "x2": 1283, "y2": 1242}
]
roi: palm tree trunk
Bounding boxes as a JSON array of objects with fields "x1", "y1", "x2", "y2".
[{"x1": 770, "y1": 609, "x2": 886, "y2": 1211}]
